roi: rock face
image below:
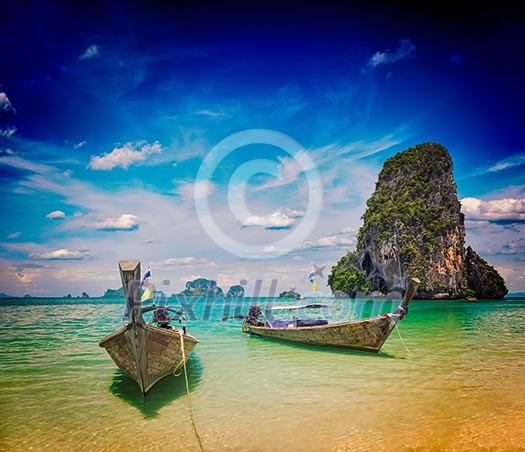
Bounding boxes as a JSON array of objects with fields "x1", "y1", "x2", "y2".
[
  {"x1": 343, "y1": 142, "x2": 508, "y2": 299},
  {"x1": 226, "y1": 285, "x2": 245, "y2": 298},
  {"x1": 357, "y1": 143, "x2": 466, "y2": 298},
  {"x1": 103, "y1": 287, "x2": 125, "y2": 298},
  {"x1": 181, "y1": 278, "x2": 224, "y2": 297},
  {"x1": 278, "y1": 290, "x2": 301, "y2": 299},
  {"x1": 466, "y1": 246, "x2": 508, "y2": 299}
]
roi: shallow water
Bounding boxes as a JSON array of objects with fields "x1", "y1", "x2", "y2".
[{"x1": 0, "y1": 297, "x2": 524, "y2": 451}]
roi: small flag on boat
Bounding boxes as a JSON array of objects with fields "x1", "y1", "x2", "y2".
[
  {"x1": 141, "y1": 266, "x2": 152, "y2": 289},
  {"x1": 141, "y1": 266, "x2": 155, "y2": 302},
  {"x1": 308, "y1": 263, "x2": 325, "y2": 292}
]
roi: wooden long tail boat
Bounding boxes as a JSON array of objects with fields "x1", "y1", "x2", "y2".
[
  {"x1": 243, "y1": 277, "x2": 419, "y2": 352},
  {"x1": 99, "y1": 260, "x2": 198, "y2": 395}
]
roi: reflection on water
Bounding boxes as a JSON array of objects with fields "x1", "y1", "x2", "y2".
[
  {"x1": 0, "y1": 298, "x2": 524, "y2": 451},
  {"x1": 109, "y1": 356, "x2": 203, "y2": 419}
]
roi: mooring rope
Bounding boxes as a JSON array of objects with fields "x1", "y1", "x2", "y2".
[
  {"x1": 178, "y1": 332, "x2": 205, "y2": 452},
  {"x1": 395, "y1": 323, "x2": 413, "y2": 357}
]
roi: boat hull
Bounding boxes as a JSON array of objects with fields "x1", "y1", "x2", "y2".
[
  {"x1": 99, "y1": 323, "x2": 198, "y2": 394},
  {"x1": 247, "y1": 315, "x2": 397, "y2": 352}
]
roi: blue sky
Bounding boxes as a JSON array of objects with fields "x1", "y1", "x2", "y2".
[{"x1": 1, "y1": 2, "x2": 524, "y2": 296}]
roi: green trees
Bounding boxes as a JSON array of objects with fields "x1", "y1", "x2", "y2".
[
  {"x1": 328, "y1": 251, "x2": 369, "y2": 296},
  {"x1": 355, "y1": 143, "x2": 467, "y2": 296},
  {"x1": 330, "y1": 142, "x2": 507, "y2": 299},
  {"x1": 465, "y1": 246, "x2": 507, "y2": 299},
  {"x1": 463, "y1": 288, "x2": 476, "y2": 298},
  {"x1": 278, "y1": 290, "x2": 302, "y2": 299}
]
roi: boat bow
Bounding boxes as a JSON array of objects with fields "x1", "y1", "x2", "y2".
[{"x1": 99, "y1": 260, "x2": 198, "y2": 395}]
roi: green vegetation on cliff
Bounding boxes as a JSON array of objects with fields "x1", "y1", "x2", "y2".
[
  {"x1": 357, "y1": 142, "x2": 465, "y2": 294},
  {"x1": 466, "y1": 246, "x2": 507, "y2": 299},
  {"x1": 329, "y1": 142, "x2": 507, "y2": 299},
  {"x1": 328, "y1": 251, "x2": 369, "y2": 296}
]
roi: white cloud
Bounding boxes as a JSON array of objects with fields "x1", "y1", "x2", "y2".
[
  {"x1": 263, "y1": 245, "x2": 280, "y2": 254},
  {"x1": 80, "y1": 213, "x2": 142, "y2": 231},
  {"x1": 313, "y1": 135, "x2": 401, "y2": 167},
  {"x1": 461, "y1": 197, "x2": 525, "y2": 222},
  {"x1": 0, "y1": 127, "x2": 17, "y2": 139},
  {"x1": 88, "y1": 141, "x2": 162, "y2": 170},
  {"x1": 79, "y1": 44, "x2": 99, "y2": 60},
  {"x1": 464, "y1": 219, "x2": 494, "y2": 231},
  {"x1": 495, "y1": 263, "x2": 525, "y2": 292},
  {"x1": 7, "y1": 232, "x2": 21, "y2": 239},
  {"x1": 46, "y1": 210, "x2": 66, "y2": 220},
  {"x1": 177, "y1": 274, "x2": 206, "y2": 286},
  {"x1": 338, "y1": 226, "x2": 357, "y2": 234},
  {"x1": 152, "y1": 256, "x2": 215, "y2": 267},
  {"x1": 241, "y1": 211, "x2": 296, "y2": 230},
  {"x1": 215, "y1": 273, "x2": 245, "y2": 291},
  {"x1": 253, "y1": 152, "x2": 315, "y2": 192},
  {"x1": 284, "y1": 209, "x2": 305, "y2": 219},
  {"x1": 175, "y1": 180, "x2": 216, "y2": 203},
  {"x1": 0, "y1": 92, "x2": 14, "y2": 114},
  {"x1": 74, "y1": 141, "x2": 87, "y2": 149},
  {"x1": 60, "y1": 212, "x2": 142, "y2": 231},
  {"x1": 467, "y1": 153, "x2": 525, "y2": 178},
  {"x1": 301, "y1": 235, "x2": 355, "y2": 249},
  {"x1": 52, "y1": 267, "x2": 116, "y2": 283},
  {"x1": 0, "y1": 155, "x2": 53, "y2": 174},
  {"x1": 194, "y1": 109, "x2": 224, "y2": 119},
  {"x1": 29, "y1": 248, "x2": 92, "y2": 260},
  {"x1": 167, "y1": 130, "x2": 210, "y2": 163},
  {"x1": 194, "y1": 181, "x2": 216, "y2": 199},
  {"x1": 364, "y1": 39, "x2": 416, "y2": 71},
  {"x1": 486, "y1": 154, "x2": 525, "y2": 173}
]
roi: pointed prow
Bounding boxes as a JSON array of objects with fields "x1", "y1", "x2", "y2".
[
  {"x1": 395, "y1": 277, "x2": 420, "y2": 318},
  {"x1": 119, "y1": 260, "x2": 143, "y2": 324}
]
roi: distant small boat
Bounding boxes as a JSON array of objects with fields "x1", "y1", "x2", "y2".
[
  {"x1": 238, "y1": 278, "x2": 419, "y2": 353},
  {"x1": 99, "y1": 260, "x2": 198, "y2": 395}
]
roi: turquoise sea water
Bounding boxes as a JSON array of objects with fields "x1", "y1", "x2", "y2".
[{"x1": 0, "y1": 297, "x2": 524, "y2": 451}]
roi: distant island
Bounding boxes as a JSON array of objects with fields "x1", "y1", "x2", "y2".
[
  {"x1": 64, "y1": 292, "x2": 90, "y2": 298},
  {"x1": 179, "y1": 278, "x2": 224, "y2": 297},
  {"x1": 329, "y1": 143, "x2": 507, "y2": 300},
  {"x1": 100, "y1": 280, "x2": 246, "y2": 299},
  {"x1": 226, "y1": 285, "x2": 245, "y2": 298},
  {"x1": 102, "y1": 287, "x2": 125, "y2": 298},
  {"x1": 279, "y1": 290, "x2": 302, "y2": 299}
]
